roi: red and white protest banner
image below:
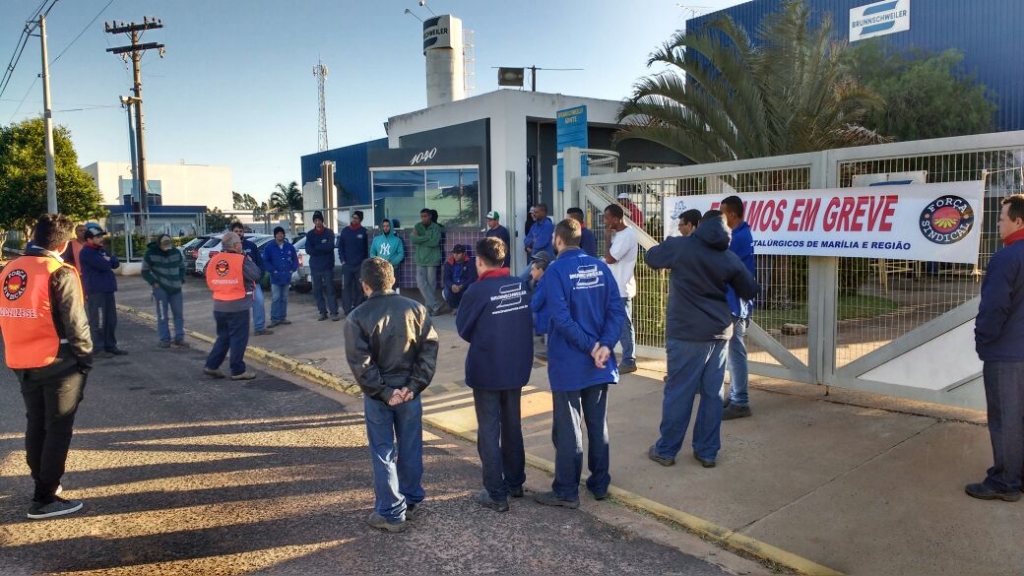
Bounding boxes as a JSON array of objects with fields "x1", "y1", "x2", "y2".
[{"x1": 662, "y1": 181, "x2": 984, "y2": 263}]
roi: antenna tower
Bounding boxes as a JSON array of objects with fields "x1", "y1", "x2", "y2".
[{"x1": 313, "y1": 59, "x2": 329, "y2": 151}]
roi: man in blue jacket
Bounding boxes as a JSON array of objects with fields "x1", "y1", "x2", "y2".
[
  {"x1": 456, "y1": 237, "x2": 532, "y2": 512},
  {"x1": 442, "y1": 244, "x2": 477, "y2": 312},
  {"x1": 533, "y1": 218, "x2": 625, "y2": 509},
  {"x1": 79, "y1": 225, "x2": 126, "y2": 358},
  {"x1": 484, "y1": 211, "x2": 511, "y2": 267},
  {"x1": 306, "y1": 211, "x2": 339, "y2": 321},
  {"x1": 523, "y1": 203, "x2": 554, "y2": 266},
  {"x1": 967, "y1": 194, "x2": 1024, "y2": 502},
  {"x1": 263, "y1": 226, "x2": 298, "y2": 327},
  {"x1": 567, "y1": 207, "x2": 598, "y2": 257},
  {"x1": 645, "y1": 210, "x2": 758, "y2": 469},
  {"x1": 720, "y1": 196, "x2": 757, "y2": 420},
  {"x1": 231, "y1": 222, "x2": 272, "y2": 336},
  {"x1": 339, "y1": 210, "x2": 370, "y2": 314}
]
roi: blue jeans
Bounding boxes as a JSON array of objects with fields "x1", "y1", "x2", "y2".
[
  {"x1": 619, "y1": 297, "x2": 636, "y2": 364},
  {"x1": 311, "y1": 268, "x2": 337, "y2": 316},
  {"x1": 341, "y1": 263, "x2": 363, "y2": 314},
  {"x1": 153, "y1": 288, "x2": 184, "y2": 344},
  {"x1": 442, "y1": 288, "x2": 465, "y2": 310},
  {"x1": 473, "y1": 388, "x2": 526, "y2": 501},
  {"x1": 551, "y1": 384, "x2": 611, "y2": 500},
  {"x1": 364, "y1": 394, "x2": 425, "y2": 522},
  {"x1": 205, "y1": 310, "x2": 250, "y2": 376},
  {"x1": 982, "y1": 361, "x2": 1024, "y2": 492},
  {"x1": 251, "y1": 283, "x2": 266, "y2": 331},
  {"x1": 655, "y1": 338, "x2": 728, "y2": 462},
  {"x1": 416, "y1": 265, "x2": 440, "y2": 313},
  {"x1": 724, "y1": 317, "x2": 749, "y2": 406},
  {"x1": 270, "y1": 283, "x2": 288, "y2": 323}
]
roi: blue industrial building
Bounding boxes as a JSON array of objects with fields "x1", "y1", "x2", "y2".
[
  {"x1": 687, "y1": 0, "x2": 1024, "y2": 132},
  {"x1": 299, "y1": 138, "x2": 388, "y2": 207}
]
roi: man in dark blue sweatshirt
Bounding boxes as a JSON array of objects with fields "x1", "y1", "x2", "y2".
[
  {"x1": 339, "y1": 210, "x2": 369, "y2": 314},
  {"x1": 533, "y1": 218, "x2": 625, "y2": 509},
  {"x1": 567, "y1": 207, "x2": 598, "y2": 257},
  {"x1": 967, "y1": 194, "x2": 1024, "y2": 502},
  {"x1": 306, "y1": 211, "x2": 339, "y2": 321},
  {"x1": 79, "y1": 225, "x2": 126, "y2": 358},
  {"x1": 456, "y1": 237, "x2": 533, "y2": 512},
  {"x1": 645, "y1": 210, "x2": 757, "y2": 469},
  {"x1": 442, "y1": 244, "x2": 477, "y2": 312},
  {"x1": 523, "y1": 203, "x2": 554, "y2": 267}
]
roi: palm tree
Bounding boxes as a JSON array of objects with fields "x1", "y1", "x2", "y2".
[
  {"x1": 269, "y1": 181, "x2": 303, "y2": 232},
  {"x1": 616, "y1": 0, "x2": 887, "y2": 163}
]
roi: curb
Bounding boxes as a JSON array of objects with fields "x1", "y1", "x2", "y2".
[{"x1": 118, "y1": 303, "x2": 844, "y2": 576}]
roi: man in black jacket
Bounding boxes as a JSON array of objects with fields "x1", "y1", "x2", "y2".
[
  {"x1": 456, "y1": 237, "x2": 532, "y2": 512},
  {"x1": 0, "y1": 214, "x2": 93, "y2": 519},
  {"x1": 344, "y1": 257, "x2": 439, "y2": 532},
  {"x1": 645, "y1": 210, "x2": 757, "y2": 469}
]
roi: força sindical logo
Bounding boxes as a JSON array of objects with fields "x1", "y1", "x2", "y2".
[
  {"x1": 919, "y1": 195, "x2": 974, "y2": 245},
  {"x1": 3, "y1": 269, "x2": 28, "y2": 300},
  {"x1": 215, "y1": 259, "x2": 230, "y2": 277}
]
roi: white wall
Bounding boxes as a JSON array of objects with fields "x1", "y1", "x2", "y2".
[
  {"x1": 385, "y1": 90, "x2": 622, "y2": 260},
  {"x1": 82, "y1": 161, "x2": 233, "y2": 210}
]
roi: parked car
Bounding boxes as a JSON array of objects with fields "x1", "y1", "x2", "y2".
[
  {"x1": 195, "y1": 233, "x2": 274, "y2": 277},
  {"x1": 290, "y1": 235, "x2": 343, "y2": 293},
  {"x1": 183, "y1": 236, "x2": 211, "y2": 276}
]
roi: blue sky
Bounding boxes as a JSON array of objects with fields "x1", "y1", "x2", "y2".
[{"x1": 0, "y1": 0, "x2": 744, "y2": 204}]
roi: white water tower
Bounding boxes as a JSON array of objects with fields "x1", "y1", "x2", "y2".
[{"x1": 422, "y1": 15, "x2": 464, "y2": 107}]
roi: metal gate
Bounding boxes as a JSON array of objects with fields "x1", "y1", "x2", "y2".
[{"x1": 573, "y1": 131, "x2": 1024, "y2": 410}]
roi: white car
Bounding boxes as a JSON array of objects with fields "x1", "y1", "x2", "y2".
[{"x1": 195, "y1": 233, "x2": 274, "y2": 276}]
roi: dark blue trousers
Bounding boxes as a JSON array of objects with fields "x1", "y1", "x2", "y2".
[
  {"x1": 983, "y1": 361, "x2": 1024, "y2": 492},
  {"x1": 472, "y1": 388, "x2": 526, "y2": 501},
  {"x1": 205, "y1": 310, "x2": 251, "y2": 376},
  {"x1": 551, "y1": 384, "x2": 611, "y2": 500}
]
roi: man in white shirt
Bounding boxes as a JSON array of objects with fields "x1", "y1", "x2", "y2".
[{"x1": 603, "y1": 203, "x2": 638, "y2": 374}]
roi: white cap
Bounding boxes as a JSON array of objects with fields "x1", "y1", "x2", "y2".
[{"x1": 617, "y1": 192, "x2": 630, "y2": 199}]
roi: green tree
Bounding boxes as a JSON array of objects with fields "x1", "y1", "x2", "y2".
[
  {"x1": 0, "y1": 118, "x2": 107, "y2": 235},
  {"x1": 205, "y1": 207, "x2": 231, "y2": 233},
  {"x1": 269, "y1": 181, "x2": 302, "y2": 231},
  {"x1": 849, "y1": 42, "x2": 996, "y2": 141},
  {"x1": 616, "y1": 0, "x2": 885, "y2": 163},
  {"x1": 232, "y1": 191, "x2": 259, "y2": 211}
]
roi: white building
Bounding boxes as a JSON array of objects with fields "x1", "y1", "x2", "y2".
[{"x1": 82, "y1": 161, "x2": 233, "y2": 210}]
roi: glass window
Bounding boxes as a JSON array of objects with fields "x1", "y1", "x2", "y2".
[{"x1": 372, "y1": 166, "x2": 480, "y2": 229}]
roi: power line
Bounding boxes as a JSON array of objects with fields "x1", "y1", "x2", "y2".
[
  {"x1": 52, "y1": 0, "x2": 116, "y2": 66},
  {"x1": 7, "y1": 76, "x2": 39, "y2": 123},
  {"x1": 0, "y1": 0, "x2": 58, "y2": 102}
]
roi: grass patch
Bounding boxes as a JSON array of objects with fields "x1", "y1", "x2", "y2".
[{"x1": 753, "y1": 294, "x2": 899, "y2": 330}]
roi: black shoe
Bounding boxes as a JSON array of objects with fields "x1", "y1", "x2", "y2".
[
  {"x1": 590, "y1": 490, "x2": 609, "y2": 501},
  {"x1": 647, "y1": 444, "x2": 675, "y2": 467},
  {"x1": 317, "y1": 314, "x2": 328, "y2": 321},
  {"x1": 509, "y1": 486, "x2": 525, "y2": 498},
  {"x1": 965, "y1": 482, "x2": 1022, "y2": 502},
  {"x1": 693, "y1": 453, "x2": 716, "y2": 468},
  {"x1": 331, "y1": 314, "x2": 341, "y2": 322},
  {"x1": 107, "y1": 348, "x2": 129, "y2": 356},
  {"x1": 722, "y1": 404, "x2": 751, "y2": 420},
  {"x1": 405, "y1": 503, "x2": 423, "y2": 521},
  {"x1": 478, "y1": 490, "x2": 510, "y2": 512},
  {"x1": 534, "y1": 491, "x2": 579, "y2": 509},
  {"x1": 27, "y1": 496, "x2": 83, "y2": 520},
  {"x1": 619, "y1": 361, "x2": 638, "y2": 374},
  {"x1": 95, "y1": 351, "x2": 114, "y2": 359}
]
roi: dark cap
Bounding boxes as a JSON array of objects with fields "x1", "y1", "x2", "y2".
[
  {"x1": 352, "y1": 210, "x2": 364, "y2": 220},
  {"x1": 84, "y1": 225, "x2": 107, "y2": 239},
  {"x1": 273, "y1": 226, "x2": 285, "y2": 236},
  {"x1": 312, "y1": 211, "x2": 324, "y2": 222},
  {"x1": 452, "y1": 244, "x2": 466, "y2": 253},
  {"x1": 531, "y1": 250, "x2": 552, "y2": 270}
]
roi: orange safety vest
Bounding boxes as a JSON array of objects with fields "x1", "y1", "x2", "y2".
[
  {"x1": 70, "y1": 240, "x2": 85, "y2": 272},
  {"x1": 206, "y1": 252, "x2": 250, "y2": 301},
  {"x1": 0, "y1": 255, "x2": 78, "y2": 369}
]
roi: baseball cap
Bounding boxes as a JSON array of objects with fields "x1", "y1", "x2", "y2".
[
  {"x1": 312, "y1": 210, "x2": 324, "y2": 222},
  {"x1": 84, "y1": 225, "x2": 107, "y2": 239},
  {"x1": 486, "y1": 211, "x2": 500, "y2": 220},
  {"x1": 617, "y1": 192, "x2": 630, "y2": 200},
  {"x1": 452, "y1": 244, "x2": 467, "y2": 253},
  {"x1": 531, "y1": 250, "x2": 552, "y2": 270}
]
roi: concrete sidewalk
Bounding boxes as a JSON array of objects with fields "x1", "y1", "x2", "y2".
[{"x1": 114, "y1": 276, "x2": 1023, "y2": 576}]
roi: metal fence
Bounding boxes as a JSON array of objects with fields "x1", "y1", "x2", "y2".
[{"x1": 578, "y1": 131, "x2": 1024, "y2": 410}]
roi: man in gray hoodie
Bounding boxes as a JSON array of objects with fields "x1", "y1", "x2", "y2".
[{"x1": 644, "y1": 210, "x2": 758, "y2": 469}]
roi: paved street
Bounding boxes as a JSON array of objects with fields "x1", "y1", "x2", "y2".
[{"x1": 0, "y1": 316, "x2": 757, "y2": 576}]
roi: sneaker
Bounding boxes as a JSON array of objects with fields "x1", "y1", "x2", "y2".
[
  {"x1": 331, "y1": 314, "x2": 341, "y2": 322},
  {"x1": 648, "y1": 444, "x2": 675, "y2": 467},
  {"x1": 95, "y1": 351, "x2": 114, "y2": 359},
  {"x1": 268, "y1": 321, "x2": 280, "y2": 328},
  {"x1": 107, "y1": 348, "x2": 129, "y2": 356},
  {"x1": 230, "y1": 372, "x2": 257, "y2": 381},
  {"x1": 203, "y1": 368, "x2": 226, "y2": 379},
  {"x1": 366, "y1": 511, "x2": 407, "y2": 533},
  {"x1": 27, "y1": 497, "x2": 83, "y2": 520},
  {"x1": 590, "y1": 490, "x2": 609, "y2": 501},
  {"x1": 170, "y1": 341, "x2": 190, "y2": 349},
  {"x1": 158, "y1": 341, "x2": 171, "y2": 349},
  {"x1": 405, "y1": 503, "x2": 423, "y2": 521},
  {"x1": 509, "y1": 486, "x2": 525, "y2": 498},
  {"x1": 619, "y1": 361, "x2": 638, "y2": 374},
  {"x1": 693, "y1": 452, "x2": 717, "y2": 468},
  {"x1": 317, "y1": 314, "x2": 328, "y2": 322},
  {"x1": 722, "y1": 404, "x2": 752, "y2": 421},
  {"x1": 533, "y1": 491, "x2": 580, "y2": 509},
  {"x1": 279, "y1": 319, "x2": 292, "y2": 325},
  {"x1": 478, "y1": 490, "x2": 510, "y2": 512},
  {"x1": 254, "y1": 329, "x2": 274, "y2": 336},
  {"x1": 965, "y1": 482, "x2": 1022, "y2": 502}
]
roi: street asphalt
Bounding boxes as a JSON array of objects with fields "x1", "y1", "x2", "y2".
[{"x1": 0, "y1": 316, "x2": 755, "y2": 576}]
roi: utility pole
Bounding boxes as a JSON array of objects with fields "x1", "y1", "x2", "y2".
[
  {"x1": 105, "y1": 17, "x2": 164, "y2": 216},
  {"x1": 38, "y1": 14, "x2": 57, "y2": 213}
]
